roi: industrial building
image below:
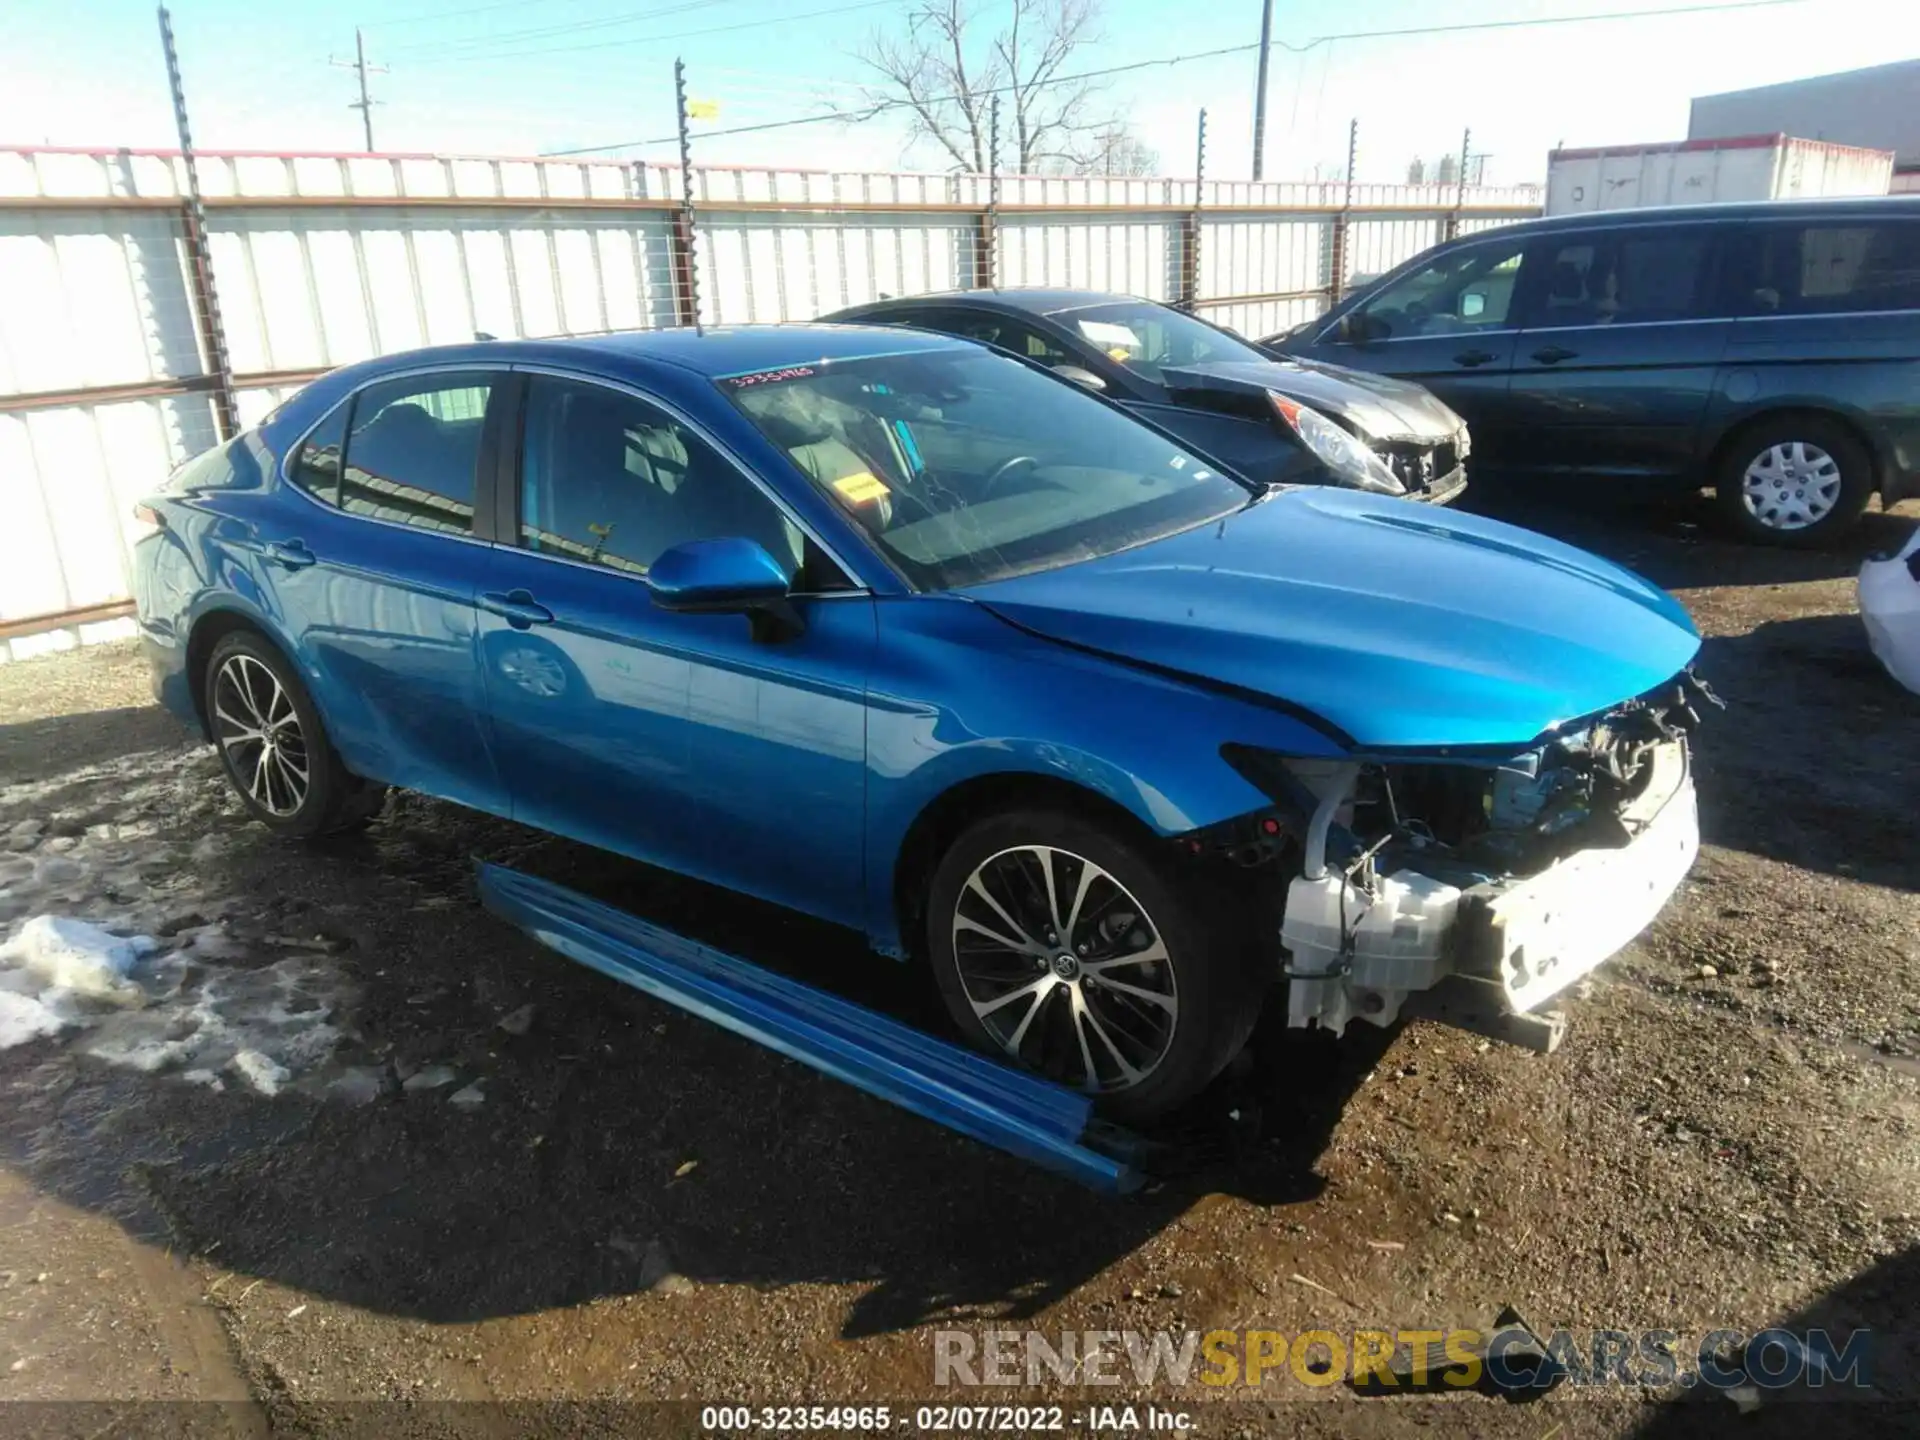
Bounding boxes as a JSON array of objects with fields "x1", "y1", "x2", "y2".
[{"x1": 1691, "y1": 58, "x2": 1920, "y2": 191}]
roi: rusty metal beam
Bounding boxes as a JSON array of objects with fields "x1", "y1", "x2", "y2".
[
  {"x1": 0, "y1": 192, "x2": 1539, "y2": 220},
  {"x1": 1192, "y1": 287, "x2": 1329, "y2": 309},
  {"x1": 0, "y1": 599, "x2": 135, "y2": 641}
]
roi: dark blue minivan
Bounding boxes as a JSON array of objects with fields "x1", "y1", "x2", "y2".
[{"x1": 1266, "y1": 197, "x2": 1920, "y2": 545}]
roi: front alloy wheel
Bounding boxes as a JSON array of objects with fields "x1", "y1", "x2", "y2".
[
  {"x1": 926, "y1": 809, "x2": 1263, "y2": 1121},
  {"x1": 951, "y1": 844, "x2": 1179, "y2": 1093}
]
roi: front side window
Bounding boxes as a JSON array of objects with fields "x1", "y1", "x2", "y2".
[
  {"x1": 339, "y1": 373, "x2": 493, "y2": 534},
  {"x1": 1351, "y1": 240, "x2": 1526, "y2": 340},
  {"x1": 1731, "y1": 221, "x2": 1920, "y2": 316},
  {"x1": 1060, "y1": 302, "x2": 1262, "y2": 380},
  {"x1": 723, "y1": 347, "x2": 1251, "y2": 591},
  {"x1": 519, "y1": 376, "x2": 805, "y2": 578},
  {"x1": 1528, "y1": 229, "x2": 1714, "y2": 327}
]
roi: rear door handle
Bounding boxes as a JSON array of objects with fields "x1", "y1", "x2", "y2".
[
  {"x1": 1452, "y1": 349, "x2": 1497, "y2": 367},
  {"x1": 1531, "y1": 345, "x2": 1578, "y2": 364},
  {"x1": 478, "y1": 589, "x2": 555, "y2": 629},
  {"x1": 262, "y1": 539, "x2": 316, "y2": 570}
]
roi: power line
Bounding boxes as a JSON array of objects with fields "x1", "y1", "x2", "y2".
[
  {"x1": 541, "y1": 0, "x2": 1808, "y2": 155},
  {"x1": 381, "y1": 0, "x2": 751, "y2": 60},
  {"x1": 365, "y1": 0, "x2": 609, "y2": 30},
  {"x1": 405, "y1": 0, "x2": 898, "y2": 66}
]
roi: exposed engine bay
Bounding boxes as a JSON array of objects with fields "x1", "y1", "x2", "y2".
[{"x1": 1213, "y1": 670, "x2": 1721, "y2": 1051}]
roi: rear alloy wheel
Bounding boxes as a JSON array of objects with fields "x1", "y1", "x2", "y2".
[
  {"x1": 203, "y1": 631, "x2": 386, "y2": 838},
  {"x1": 926, "y1": 810, "x2": 1261, "y2": 1121},
  {"x1": 1715, "y1": 417, "x2": 1872, "y2": 547},
  {"x1": 211, "y1": 652, "x2": 310, "y2": 818}
]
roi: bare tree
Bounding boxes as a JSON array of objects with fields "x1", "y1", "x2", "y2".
[
  {"x1": 1041, "y1": 121, "x2": 1157, "y2": 177},
  {"x1": 858, "y1": 0, "x2": 1112, "y2": 173}
]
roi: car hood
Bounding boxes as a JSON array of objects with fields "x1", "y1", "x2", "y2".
[
  {"x1": 1161, "y1": 358, "x2": 1462, "y2": 441},
  {"x1": 961, "y1": 488, "x2": 1700, "y2": 751}
]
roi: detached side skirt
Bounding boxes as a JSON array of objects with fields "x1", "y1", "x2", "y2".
[{"x1": 475, "y1": 862, "x2": 1144, "y2": 1195}]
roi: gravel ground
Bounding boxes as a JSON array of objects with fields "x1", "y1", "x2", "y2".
[{"x1": 0, "y1": 493, "x2": 1916, "y2": 1439}]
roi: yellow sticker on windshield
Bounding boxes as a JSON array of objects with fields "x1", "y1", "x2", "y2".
[{"x1": 832, "y1": 471, "x2": 890, "y2": 504}]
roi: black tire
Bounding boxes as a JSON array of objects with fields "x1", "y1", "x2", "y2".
[
  {"x1": 1713, "y1": 415, "x2": 1874, "y2": 548},
  {"x1": 925, "y1": 808, "x2": 1264, "y2": 1122},
  {"x1": 202, "y1": 630, "x2": 386, "y2": 838}
]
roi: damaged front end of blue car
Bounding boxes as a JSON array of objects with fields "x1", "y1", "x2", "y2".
[{"x1": 1186, "y1": 670, "x2": 1722, "y2": 1053}]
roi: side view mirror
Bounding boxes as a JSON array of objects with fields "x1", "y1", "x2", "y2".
[
  {"x1": 647, "y1": 536, "x2": 801, "y2": 641},
  {"x1": 1050, "y1": 364, "x2": 1108, "y2": 392},
  {"x1": 1333, "y1": 313, "x2": 1362, "y2": 344}
]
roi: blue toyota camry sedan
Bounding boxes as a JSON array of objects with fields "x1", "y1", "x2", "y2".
[{"x1": 133, "y1": 325, "x2": 1710, "y2": 1118}]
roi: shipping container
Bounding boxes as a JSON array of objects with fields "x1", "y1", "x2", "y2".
[{"x1": 1545, "y1": 134, "x2": 1892, "y2": 215}]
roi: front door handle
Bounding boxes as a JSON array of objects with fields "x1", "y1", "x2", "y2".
[
  {"x1": 1531, "y1": 345, "x2": 1578, "y2": 364},
  {"x1": 479, "y1": 589, "x2": 555, "y2": 630},
  {"x1": 1453, "y1": 349, "x2": 1497, "y2": 367},
  {"x1": 262, "y1": 539, "x2": 316, "y2": 570}
]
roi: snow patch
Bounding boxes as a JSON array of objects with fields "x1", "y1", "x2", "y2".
[
  {"x1": 229, "y1": 1049, "x2": 291, "y2": 1096},
  {"x1": 0, "y1": 915, "x2": 154, "y2": 1003},
  {"x1": 0, "y1": 990, "x2": 67, "y2": 1049}
]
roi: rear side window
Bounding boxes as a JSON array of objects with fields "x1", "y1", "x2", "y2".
[
  {"x1": 338, "y1": 374, "x2": 493, "y2": 534},
  {"x1": 1730, "y1": 221, "x2": 1920, "y2": 316},
  {"x1": 287, "y1": 401, "x2": 349, "y2": 505},
  {"x1": 1528, "y1": 228, "x2": 1715, "y2": 327}
]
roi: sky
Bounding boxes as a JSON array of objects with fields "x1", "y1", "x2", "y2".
[{"x1": 2, "y1": 0, "x2": 1918, "y2": 185}]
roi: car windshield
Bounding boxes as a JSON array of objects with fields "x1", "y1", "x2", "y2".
[
  {"x1": 722, "y1": 347, "x2": 1252, "y2": 590},
  {"x1": 1060, "y1": 301, "x2": 1269, "y2": 381}
]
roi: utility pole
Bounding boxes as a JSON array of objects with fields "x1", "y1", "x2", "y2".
[
  {"x1": 1250, "y1": 0, "x2": 1273, "y2": 182},
  {"x1": 331, "y1": 28, "x2": 387, "y2": 152},
  {"x1": 157, "y1": 5, "x2": 236, "y2": 443}
]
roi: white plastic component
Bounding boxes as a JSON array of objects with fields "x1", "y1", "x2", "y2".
[
  {"x1": 1860, "y1": 529, "x2": 1920, "y2": 696},
  {"x1": 1280, "y1": 868, "x2": 1463, "y2": 1036}
]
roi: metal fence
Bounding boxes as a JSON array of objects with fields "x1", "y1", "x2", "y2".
[{"x1": 0, "y1": 144, "x2": 1540, "y2": 651}]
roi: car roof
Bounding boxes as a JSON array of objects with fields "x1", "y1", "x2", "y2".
[
  {"x1": 839, "y1": 288, "x2": 1147, "y2": 318},
  {"x1": 336, "y1": 322, "x2": 973, "y2": 387},
  {"x1": 562, "y1": 322, "x2": 972, "y2": 376},
  {"x1": 1452, "y1": 193, "x2": 1920, "y2": 241}
]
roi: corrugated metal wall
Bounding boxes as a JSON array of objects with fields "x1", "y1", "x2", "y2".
[{"x1": 0, "y1": 146, "x2": 1539, "y2": 645}]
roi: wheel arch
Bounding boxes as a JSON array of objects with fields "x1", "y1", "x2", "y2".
[
  {"x1": 888, "y1": 771, "x2": 1170, "y2": 966},
  {"x1": 1706, "y1": 405, "x2": 1886, "y2": 499},
  {"x1": 182, "y1": 606, "x2": 295, "y2": 740}
]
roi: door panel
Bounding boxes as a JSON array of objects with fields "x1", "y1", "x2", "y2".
[
  {"x1": 259, "y1": 370, "x2": 505, "y2": 814},
  {"x1": 479, "y1": 373, "x2": 875, "y2": 924},
  {"x1": 1503, "y1": 226, "x2": 1728, "y2": 483}
]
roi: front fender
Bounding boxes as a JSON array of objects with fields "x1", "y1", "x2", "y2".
[{"x1": 862, "y1": 596, "x2": 1345, "y2": 955}]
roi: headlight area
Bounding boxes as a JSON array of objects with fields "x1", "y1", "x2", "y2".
[
  {"x1": 1215, "y1": 671, "x2": 1721, "y2": 1053},
  {"x1": 1266, "y1": 392, "x2": 1406, "y2": 496}
]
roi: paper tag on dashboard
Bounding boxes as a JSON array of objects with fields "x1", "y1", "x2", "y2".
[{"x1": 833, "y1": 471, "x2": 889, "y2": 504}]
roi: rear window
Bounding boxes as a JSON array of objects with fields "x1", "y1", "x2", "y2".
[{"x1": 1731, "y1": 221, "x2": 1920, "y2": 316}]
